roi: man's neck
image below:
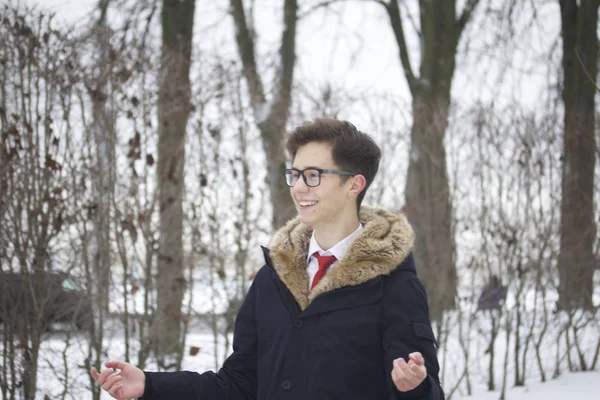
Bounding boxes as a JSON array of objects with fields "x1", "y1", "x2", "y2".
[{"x1": 313, "y1": 216, "x2": 360, "y2": 251}]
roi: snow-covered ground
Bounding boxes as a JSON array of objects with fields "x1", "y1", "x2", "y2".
[
  {"x1": 9, "y1": 310, "x2": 593, "y2": 400},
  {"x1": 456, "y1": 370, "x2": 600, "y2": 400},
  {"x1": 4, "y1": 276, "x2": 599, "y2": 399}
]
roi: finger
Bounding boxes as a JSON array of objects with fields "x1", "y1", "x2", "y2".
[
  {"x1": 392, "y1": 360, "x2": 411, "y2": 392},
  {"x1": 90, "y1": 367, "x2": 99, "y2": 380},
  {"x1": 394, "y1": 359, "x2": 412, "y2": 379},
  {"x1": 103, "y1": 374, "x2": 122, "y2": 388},
  {"x1": 397, "y1": 358, "x2": 414, "y2": 376},
  {"x1": 102, "y1": 375, "x2": 122, "y2": 392},
  {"x1": 410, "y1": 362, "x2": 425, "y2": 378},
  {"x1": 407, "y1": 358, "x2": 422, "y2": 371},
  {"x1": 108, "y1": 383, "x2": 122, "y2": 399},
  {"x1": 409, "y1": 352, "x2": 424, "y2": 366},
  {"x1": 392, "y1": 360, "x2": 405, "y2": 382},
  {"x1": 96, "y1": 368, "x2": 115, "y2": 385},
  {"x1": 414, "y1": 364, "x2": 427, "y2": 381},
  {"x1": 105, "y1": 360, "x2": 128, "y2": 371}
]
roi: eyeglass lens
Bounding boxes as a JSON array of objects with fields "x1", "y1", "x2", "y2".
[{"x1": 285, "y1": 169, "x2": 320, "y2": 187}]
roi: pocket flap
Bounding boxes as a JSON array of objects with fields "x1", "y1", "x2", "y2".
[{"x1": 412, "y1": 321, "x2": 438, "y2": 347}]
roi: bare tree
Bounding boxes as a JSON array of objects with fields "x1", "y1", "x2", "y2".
[
  {"x1": 374, "y1": 0, "x2": 482, "y2": 321},
  {"x1": 152, "y1": 0, "x2": 196, "y2": 366},
  {"x1": 0, "y1": 7, "x2": 79, "y2": 399},
  {"x1": 556, "y1": 0, "x2": 598, "y2": 311},
  {"x1": 186, "y1": 53, "x2": 259, "y2": 359},
  {"x1": 108, "y1": 0, "x2": 161, "y2": 371},
  {"x1": 230, "y1": 0, "x2": 298, "y2": 230},
  {"x1": 86, "y1": 2, "x2": 117, "y2": 398}
]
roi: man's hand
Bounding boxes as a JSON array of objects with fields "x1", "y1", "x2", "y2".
[
  {"x1": 391, "y1": 352, "x2": 427, "y2": 392},
  {"x1": 91, "y1": 360, "x2": 145, "y2": 400}
]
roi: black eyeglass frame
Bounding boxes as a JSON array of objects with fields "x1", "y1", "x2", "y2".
[{"x1": 284, "y1": 167, "x2": 357, "y2": 187}]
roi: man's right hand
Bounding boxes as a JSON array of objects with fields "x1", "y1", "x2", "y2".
[{"x1": 91, "y1": 360, "x2": 145, "y2": 400}]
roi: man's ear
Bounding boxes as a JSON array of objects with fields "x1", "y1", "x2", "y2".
[{"x1": 348, "y1": 175, "x2": 367, "y2": 198}]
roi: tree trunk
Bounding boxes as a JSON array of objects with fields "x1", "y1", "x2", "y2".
[
  {"x1": 0, "y1": 38, "x2": 6, "y2": 273},
  {"x1": 231, "y1": 0, "x2": 297, "y2": 230},
  {"x1": 383, "y1": 0, "x2": 479, "y2": 320},
  {"x1": 260, "y1": 116, "x2": 297, "y2": 229},
  {"x1": 23, "y1": 262, "x2": 45, "y2": 400},
  {"x1": 90, "y1": 0, "x2": 116, "y2": 344},
  {"x1": 557, "y1": 0, "x2": 598, "y2": 311},
  {"x1": 87, "y1": 4, "x2": 117, "y2": 396},
  {"x1": 405, "y1": 94, "x2": 455, "y2": 321},
  {"x1": 153, "y1": 0, "x2": 195, "y2": 364}
]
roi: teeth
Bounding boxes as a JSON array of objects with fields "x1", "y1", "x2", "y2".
[{"x1": 299, "y1": 201, "x2": 317, "y2": 207}]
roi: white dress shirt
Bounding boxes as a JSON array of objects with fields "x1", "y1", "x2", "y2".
[{"x1": 306, "y1": 224, "x2": 364, "y2": 289}]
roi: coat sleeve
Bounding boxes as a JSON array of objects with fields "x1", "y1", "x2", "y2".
[
  {"x1": 381, "y1": 253, "x2": 445, "y2": 400},
  {"x1": 140, "y1": 278, "x2": 259, "y2": 400}
]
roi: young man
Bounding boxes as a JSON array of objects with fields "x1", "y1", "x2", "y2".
[{"x1": 91, "y1": 118, "x2": 445, "y2": 399}]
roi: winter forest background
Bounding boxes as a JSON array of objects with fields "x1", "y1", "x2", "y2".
[{"x1": 0, "y1": 0, "x2": 599, "y2": 399}]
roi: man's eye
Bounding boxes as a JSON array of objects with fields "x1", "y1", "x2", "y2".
[{"x1": 306, "y1": 171, "x2": 320, "y2": 179}]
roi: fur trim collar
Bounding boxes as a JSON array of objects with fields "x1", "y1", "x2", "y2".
[{"x1": 267, "y1": 206, "x2": 415, "y2": 310}]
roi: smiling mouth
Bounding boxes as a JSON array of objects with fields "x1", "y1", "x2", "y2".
[{"x1": 298, "y1": 200, "x2": 318, "y2": 208}]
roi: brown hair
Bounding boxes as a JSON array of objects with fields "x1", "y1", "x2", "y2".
[{"x1": 286, "y1": 118, "x2": 381, "y2": 211}]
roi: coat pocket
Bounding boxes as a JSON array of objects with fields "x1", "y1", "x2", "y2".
[{"x1": 412, "y1": 321, "x2": 438, "y2": 348}]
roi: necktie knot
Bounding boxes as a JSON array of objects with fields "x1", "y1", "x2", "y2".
[{"x1": 311, "y1": 252, "x2": 337, "y2": 289}]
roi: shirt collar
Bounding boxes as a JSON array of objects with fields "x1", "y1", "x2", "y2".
[{"x1": 307, "y1": 223, "x2": 364, "y2": 263}]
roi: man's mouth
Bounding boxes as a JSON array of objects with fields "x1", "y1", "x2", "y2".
[{"x1": 298, "y1": 200, "x2": 318, "y2": 208}]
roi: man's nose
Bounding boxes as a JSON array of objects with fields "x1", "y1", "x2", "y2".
[{"x1": 291, "y1": 176, "x2": 309, "y2": 192}]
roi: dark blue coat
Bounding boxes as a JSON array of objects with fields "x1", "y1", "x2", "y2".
[{"x1": 141, "y1": 208, "x2": 444, "y2": 400}]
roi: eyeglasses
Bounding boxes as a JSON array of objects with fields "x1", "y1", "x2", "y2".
[{"x1": 284, "y1": 167, "x2": 356, "y2": 187}]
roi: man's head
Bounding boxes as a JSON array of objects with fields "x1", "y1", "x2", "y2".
[{"x1": 285, "y1": 119, "x2": 381, "y2": 228}]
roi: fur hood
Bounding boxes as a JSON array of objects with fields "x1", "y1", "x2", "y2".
[{"x1": 267, "y1": 206, "x2": 415, "y2": 310}]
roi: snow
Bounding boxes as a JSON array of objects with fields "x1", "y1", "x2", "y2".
[
  {"x1": 5, "y1": 306, "x2": 595, "y2": 399},
  {"x1": 3, "y1": 0, "x2": 599, "y2": 399},
  {"x1": 252, "y1": 102, "x2": 271, "y2": 126},
  {"x1": 455, "y1": 371, "x2": 600, "y2": 400}
]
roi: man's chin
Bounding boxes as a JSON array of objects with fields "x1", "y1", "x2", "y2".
[{"x1": 297, "y1": 212, "x2": 316, "y2": 227}]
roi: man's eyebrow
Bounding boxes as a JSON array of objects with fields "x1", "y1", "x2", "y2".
[{"x1": 292, "y1": 166, "x2": 323, "y2": 170}]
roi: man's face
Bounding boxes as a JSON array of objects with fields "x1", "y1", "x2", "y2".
[{"x1": 290, "y1": 142, "x2": 355, "y2": 228}]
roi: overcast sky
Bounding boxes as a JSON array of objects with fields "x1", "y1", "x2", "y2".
[{"x1": 12, "y1": 0, "x2": 562, "y2": 130}]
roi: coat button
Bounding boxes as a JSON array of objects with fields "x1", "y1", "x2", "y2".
[
  {"x1": 281, "y1": 380, "x2": 292, "y2": 390},
  {"x1": 293, "y1": 319, "x2": 303, "y2": 328}
]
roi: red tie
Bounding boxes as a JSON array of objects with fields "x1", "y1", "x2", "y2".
[{"x1": 311, "y1": 252, "x2": 337, "y2": 289}]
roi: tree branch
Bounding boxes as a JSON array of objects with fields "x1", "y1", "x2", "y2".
[
  {"x1": 299, "y1": 0, "x2": 386, "y2": 20},
  {"x1": 457, "y1": 0, "x2": 480, "y2": 37},
  {"x1": 576, "y1": 49, "x2": 600, "y2": 92},
  {"x1": 230, "y1": 0, "x2": 267, "y2": 109},
  {"x1": 299, "y1": 0, "x2": 340, "y2": 19},
  {"x1": 401, "y1": 0, "x2": 421, "y2": 42},
  {"x1": 383, "y1": 0, "x2": 417, "y2": 95},
  {"x1": 271, "y1": 0, "x2": 297, "y2": 125},
  {"x1": 96, "y1": 0, "x2": 111, "y2": 26},
  {"x1": 141, "y1": 0, "x2": 159, "y2": 52}
]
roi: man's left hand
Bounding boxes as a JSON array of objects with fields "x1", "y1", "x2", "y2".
[{"x1": 391, "y1": 352, "x2": 427, "y2": 392}]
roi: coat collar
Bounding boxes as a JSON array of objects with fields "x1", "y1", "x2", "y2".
[{"x1": 266, "y1": 206, "x2": 415, "y2": 310}]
